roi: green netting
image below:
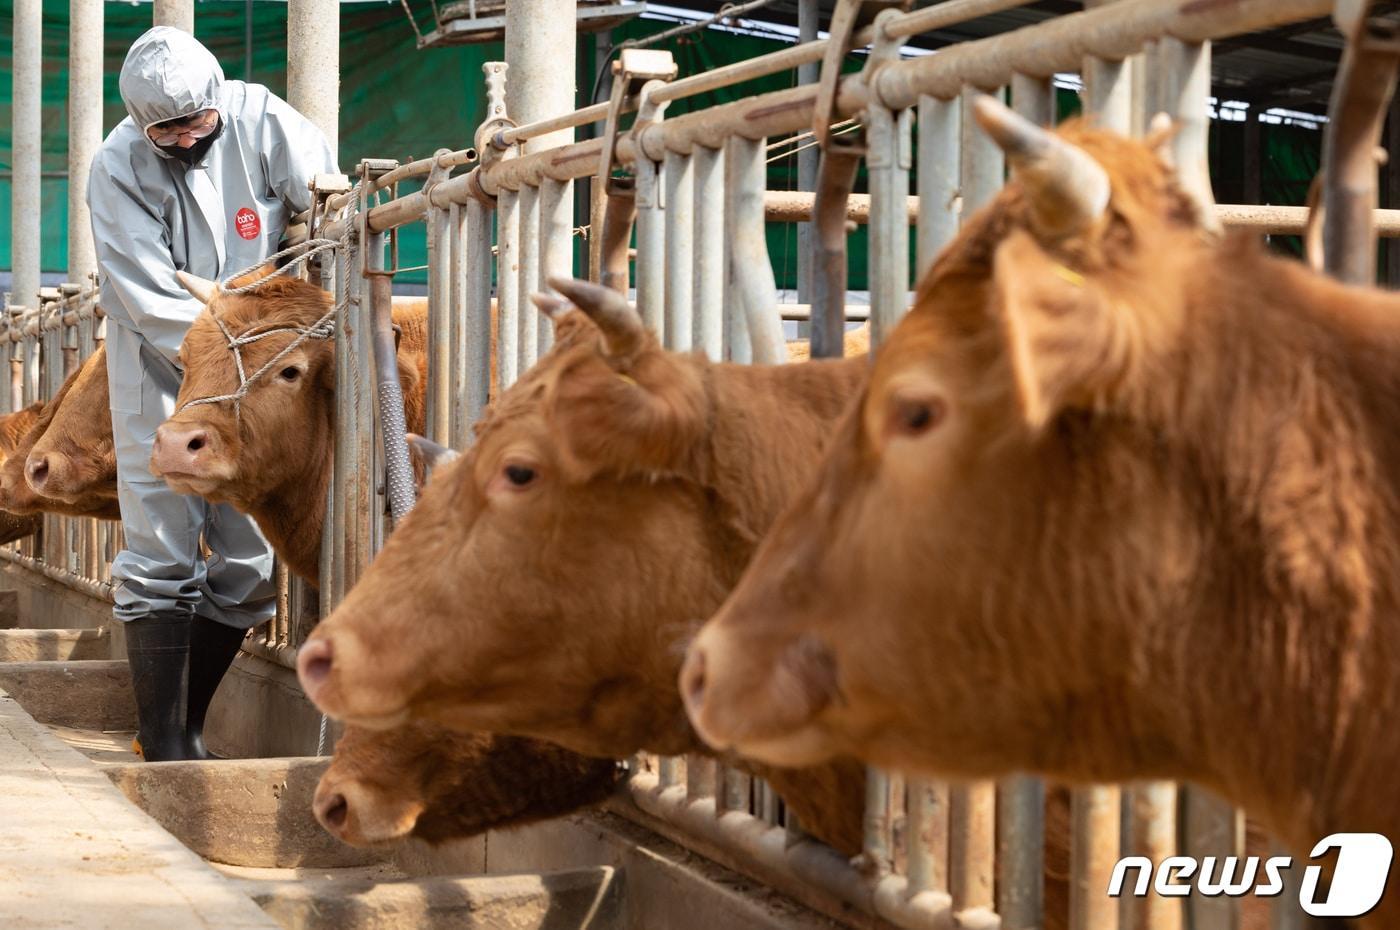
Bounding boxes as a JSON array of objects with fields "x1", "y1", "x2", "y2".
[{"x1": 0, "y1": 2, "x2": 1330, "y2": 291}]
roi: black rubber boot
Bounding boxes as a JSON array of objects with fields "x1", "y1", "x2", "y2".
[
  {"x1": 123, "y1": 613, "x2": 192, "y2": 763},
  {"x1": 184, "y1": 618, "x2": 247, "y2": 760}
]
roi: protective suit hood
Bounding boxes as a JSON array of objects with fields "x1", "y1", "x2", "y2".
[{"x1": 119, "y1": 27, "x2": 225, "y2": 157}]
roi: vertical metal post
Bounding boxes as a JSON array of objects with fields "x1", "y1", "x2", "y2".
[
  {"x1": 153, "y1": 0, "x2": 194, "y2": 30},
  {"x1": 496, "y1": 190, "x2": 521, "y2": 391},
  {"x1": 996, "y1": 776, "x2": 1044, "y2": 930},
  {"x1": 723, "y1": 137, "x2": 785, "y2": 364},
  {"x1": 1083, "y1": 56, "x2": 1132, "y2": 133},
  {"x1": 663, "y1": 152, "x2": 694, "y2": 352},
  {"x1": 949, "y1": 782, "x2": 997, "y2": 927},
  {"x1": 538, "y1": 177, "x2": 572, "y2": 356},
  {"x1": 1070, "y1": 786, "x2": 1122, "y2": 930},
  {"x1": 1123, "y1": 782, "x2": 1181, "y2": 930},
  {"x1": 11, "y1": 0, "x2": 42, "y2": 314},
  {"x1": 795, "y1": 0, "x2": 820, "y2": 336},
  {"x1": 68, "y1": 0, "x2": 103, "y2": 283},
  {"x1": 455, "y1": 199, "x2": 494, "y2": 446},
  {"x1": 1155, "y1": 38, "x2": 1217, "y2": 222},
  {"x1": 1180, "y1": 786, "x2": 1242, "y2": 930},
  {"x1": 517, "y1": 184, "x2": 541, "y2": 372},
  {"x1": 635, "y1": 153, "x2": 666, "y2": 342},
  {"x1": 960, "y1": 86, "x2": 1005, "y2": 217},
  {"x1": 426, "y1": 201, "x2": 453, "y2": 444},
  {"x1": 505, "y1": 0, "x2": 577, "y2": 157},
  {"x1": 288, "y1": 0, "x2": 340, "y2": 154},
  {"x1": 692, "y1": 145, "x2": 725, "y2": 361},
  {"x1": 907, "y1": 779, "x2": 950, "y2": 898},
  {"x1": 917, "y1": 95, "x2": 960, "y2": 280},
  {"x1": 863, "y1": 768, "x2": 894, "y2": 874},
  {"x1": 1011, "y1": 72, "x2": 1055, "y2": 126},
  {"x1": 867, "y1": 77, "x2": 913, "y2": 343}
]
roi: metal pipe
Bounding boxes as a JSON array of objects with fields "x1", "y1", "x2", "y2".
[
  {"x1": 906, "y1": 779, "x2": 948, "y2": 896},
  {"x1": 724, "y1": 137, "x2": 785, "y2": 364},
  {"x1": 663, "y1": 152, "x2": 695, "y2": 351},
  {"x1": 506, "y1": 0, "x2": 577, "y2": 156},
  {"x1": 153, "y1": 0, "x2": 193, "y2": 31},
  {"x1": 68, "y1": 0, "x2": 103, "y2": 282},
  {"x1": 288, "y1": 0, "x2": 341, "y2": 154},
  {"x1": 426, "y1": 200, "x2": 453, "y2": 443},
  {"x1": 496, "y1": 190, "x2": 521, "y2": 392},
  {"x1": 996, "y1": 777, "x2": 1045, "y2": 930},
  {"x1": 517, "y1": 184, "x2": 541, "y2": 372},
  {"x1": 0, "y1": 547, "x2": 114, "y2": 602},
  {"x1": 948, "y1": 782, "x2": 997, "y2": 929},
  {"x1": 1125, "y1": 782, "x2": 1182, "y2": 930},
  {"x1": 1180, "y1": 786, "x2": 1242, "y2": 930},
  {"x1": 1156, "y1": 38, "x2": 1217, "y2": 226},
  {"x1": 365, "y1": 261, "x2": 414, "y2": 525},
  {"x1": 538, "y1": 177, "x2": 572, "y2": 356},
  {"x1": 960, "y1": 86, "x2": 1004, "y2": 216},
  {"x1": 916, "y1": 96, "x2": 960, "y2": 278},
  {"x1": 1010, "y1": 71, "x2": 1054, "y2": 125},
  {"x1": 455, "y1": 199, "x2": 493, "y2": 447},
  {"x1": 693, "y1": 145, "x2": 725, "y2": 360},
  {"x1": 863, "y1": 768, "x2": 893, "y2": 874},
  {"x1": 867, "y1": 17, "x2": 912, "y2": 345},
  {"x1": 1070, "y1": 786, "x2": 1122, "y2": 930},
  {"x1": 634, "y1": 151, "x2": 666, "y2": 340},
  {"x1": 599, "y1": 182, "x2": 638, "y2": 295},
  {"x1": 11, "y1": 0, "x2": 42, "y2": 313},
  {"x1": 810, "y1": 145, "x2": 861, "y2": 358}
]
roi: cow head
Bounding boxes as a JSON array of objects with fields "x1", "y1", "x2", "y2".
[
  {"x1": 153, "y1": 274, "x2": 336, "y2": 512},
  {"x1": 682, "y1": 99, "x2": 1216, "y2": 776},
  {"x1": 298, "y1": 277, "x2": 750, "y2": 758},
  {"x1": 313, "y1": 721, "x2": 621, "y2": 847},
  {"x1": 24, "y1": 346, "x2": 118, "y2": 506}
]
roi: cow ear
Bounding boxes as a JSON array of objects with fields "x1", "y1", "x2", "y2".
[
  {"x1": 406, "y1": 433, "x2": 460, "y2": 495},
  {"x1": 992, "y1": 229, "x2": 1132, "y2": 430},
  {"x1": 547, "y1": 344, "x2": 708, "y2": 480}
]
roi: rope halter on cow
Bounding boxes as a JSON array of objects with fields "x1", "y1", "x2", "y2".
[{"x1": 175, "y1": 238, "x2": 342, "y2": 420}]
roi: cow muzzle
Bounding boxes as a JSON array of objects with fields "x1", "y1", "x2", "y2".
[
  {"x1": 151, "y1": 423, "x2": 220, "y2": 484},
  {"x1": 681, "y1": 624, "x2": 841, "y2": 767},
  {"x1": 25, "y1": 451, "x2": 73, "y2": 499},
  {"x1": 313, "y1": 774, "x2": 423, "y2": 847},
  {"x1": 297, "y1": 633, "x2": 413, "y2": 731}
]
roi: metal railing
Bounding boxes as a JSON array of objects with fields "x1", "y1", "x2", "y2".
[{"x1": 295, "y1": 2, "x2": 1348, "y2": 928}]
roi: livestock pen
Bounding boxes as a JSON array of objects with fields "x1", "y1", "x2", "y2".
[{"x1": 2, "y1": 0, "x2": 1396, "y2": 928}]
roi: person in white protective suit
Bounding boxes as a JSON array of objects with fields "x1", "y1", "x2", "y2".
[{"x1": 88, "y1": 27, "x2": 336, "y2": 761}]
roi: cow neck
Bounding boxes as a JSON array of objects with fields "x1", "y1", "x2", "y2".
[
  {"x1": 1128, "y1": 237, "x2": 1400, "y2": 854},
  {"x1": 249, "y1": 406, "x2": 334, "y2": 589}
]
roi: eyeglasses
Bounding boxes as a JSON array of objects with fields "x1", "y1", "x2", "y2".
[{"x1": 148, "y1": 109, "x2": 219, "y2": 147}]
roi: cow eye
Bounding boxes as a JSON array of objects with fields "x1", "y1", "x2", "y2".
[
  {"x1": 279, "y1": 366, "x2": 301, "y2": 382},
  {"x1": 504, "y1": 464, "x2": 536, "y2": 487},
  {"x1": 890, "y1": 396, "x2": 945, "y2": 438}
]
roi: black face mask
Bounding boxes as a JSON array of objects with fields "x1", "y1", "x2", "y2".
[{"x1": 158, "y1": 115, "x2": 224, "y2": 166}]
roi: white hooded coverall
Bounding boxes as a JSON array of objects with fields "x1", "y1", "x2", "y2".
[{"x1": 88, "y1": 27, "x2": 337, "y2": 627}]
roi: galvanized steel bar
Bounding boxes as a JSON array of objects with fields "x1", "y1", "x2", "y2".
[
  {"x1": 724, "y1": 137, "x2": 785, "y2": 364},
  {"x1": 1154, "y1": 37, "x2": 1216, "y2": 220},
  {"x1": 153, "y1": 0, "x2": 193, "y2": 30},
  {"x1": 538, "y1": 177, "x2": 572, "y2": 356},
  {"x1": 1124, "y1": 782, "x2": 1181, "y2": 930},
  {"x1": 1070, "y1": 785, "x2": 1121, "y2": 930},
  {"x1": 1180, "y1": 786, "x2": 1242, "y2": 930},
  {"x1": 686, "y1": 753, "x2": 716, "y2": 801},
  {"x1": 948, "y1": 782, "x2": 997, "y2": 928},
  {"x1": 68, "y1": 0, "x2": 103, "y2": 282},
  {"x1": 694, "y1": 145, "x2": 726, "y2": 362},
  {"x1": 496, "y1": 190, "x2": 521, "y2": 391},
  {"x1": 288, "y1": 0, "x2": 340, "y2": 153},
  {"x1": 11, "y1": 0, "x2": 42, "y2": 314},
  {"x1": 996, "y1": 776, "x2": 1044, "y2": 930},
  {"x1": 1083, "y1": 55, "x2": 1132, "y2": 132},
  {"x1": 960, "y1": 86, "x2": 1005, "y2": 216},
  {"x1": 426, "y1": 204, "x2": 453, "y2": 444},
  {"x1": 635, "y1": 154, "x2": 667, "y2": 340},
  {"x1": 454, "y1": 199, "x2": 494, "y2": 446},
  {"x1": 365, "y1": 235, "x2": 415, "y2": 526},
  {"x1": 516, "y1": 184, "x2": 541, "y2": 372},
  {"x1": 863, "y1": 768, "x2": 894, "y2": 874},
  {"x1": 867, "y1": 15, "x2": 913, "y2": 345},
  {"x1": 906, "y1": 779, "x2": 949, "y2": 895},
  {"x1": 663, "y1": 152, "x2": 695, "y2": 352},
  {"x1": 1010, "y1": 72, "x2": 1055, "y2": 126},
  {"x1": 916, "y1": 96, "x2": 960, "y2": 279}
]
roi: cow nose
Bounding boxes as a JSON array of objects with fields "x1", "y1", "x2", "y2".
[
  {"x1": 25, "y1": 455, "x2": 50, "y2": 492},
  {"x1": 152, "y1": 425, "x2": 211, "y2": 476},
  {"x1": 297, "y1": 637, "x2": 335, "y2": 700},
  {"x1": 314, "y1": 791, "x2": 349, "y2": 833},
  {"x1": 679, "y1": 645, "x2": 707, "y2": 716}
]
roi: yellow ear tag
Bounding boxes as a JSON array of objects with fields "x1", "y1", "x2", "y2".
[
  {"x1": 1052, "y1": 264, "x2": 1086, "y2": 288},
  {"x1": 616, "y1": 372, "x2": 638, "y2": 387}
]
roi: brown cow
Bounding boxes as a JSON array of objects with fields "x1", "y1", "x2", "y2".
[
  {"x1": 0, "y1": 349, "x2": 121, "y2": 521},
  {"x1": 681, "y1": 100, "x2": 1400, "y2": 925},
  {"x1": 294, "y1": 275, "x2": 912, "y2": 857},
  {"x1": 314, "y1": 722, "x2": 622, "y2": 847},
  {"x1": 23, "y1": 345, "x2": 120, "y2": 511},
  {"x1": 0, "y1": 403, "x2": 44, "y2": 543},
  {"x1": 149, "y1": 274, "x2": 428, "y2": 586}
]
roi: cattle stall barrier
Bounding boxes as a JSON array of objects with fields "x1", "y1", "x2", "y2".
[{"x1": 283, "y1": 1, "x2": 1364, "y2": 929}]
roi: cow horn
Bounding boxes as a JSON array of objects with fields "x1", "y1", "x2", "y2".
[
  {"x1": 972, "y1": 94, "x2": 1109, "y2": 239},
  {"x1": 176, "y1": 271, "x2": 221, "y2": 304},
  {"x1": 529, "y1": 292, "x2": 570, "y2": 319},
  {"x1": 545, "y1": 274, "x2": 644, "y2": 359}
]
